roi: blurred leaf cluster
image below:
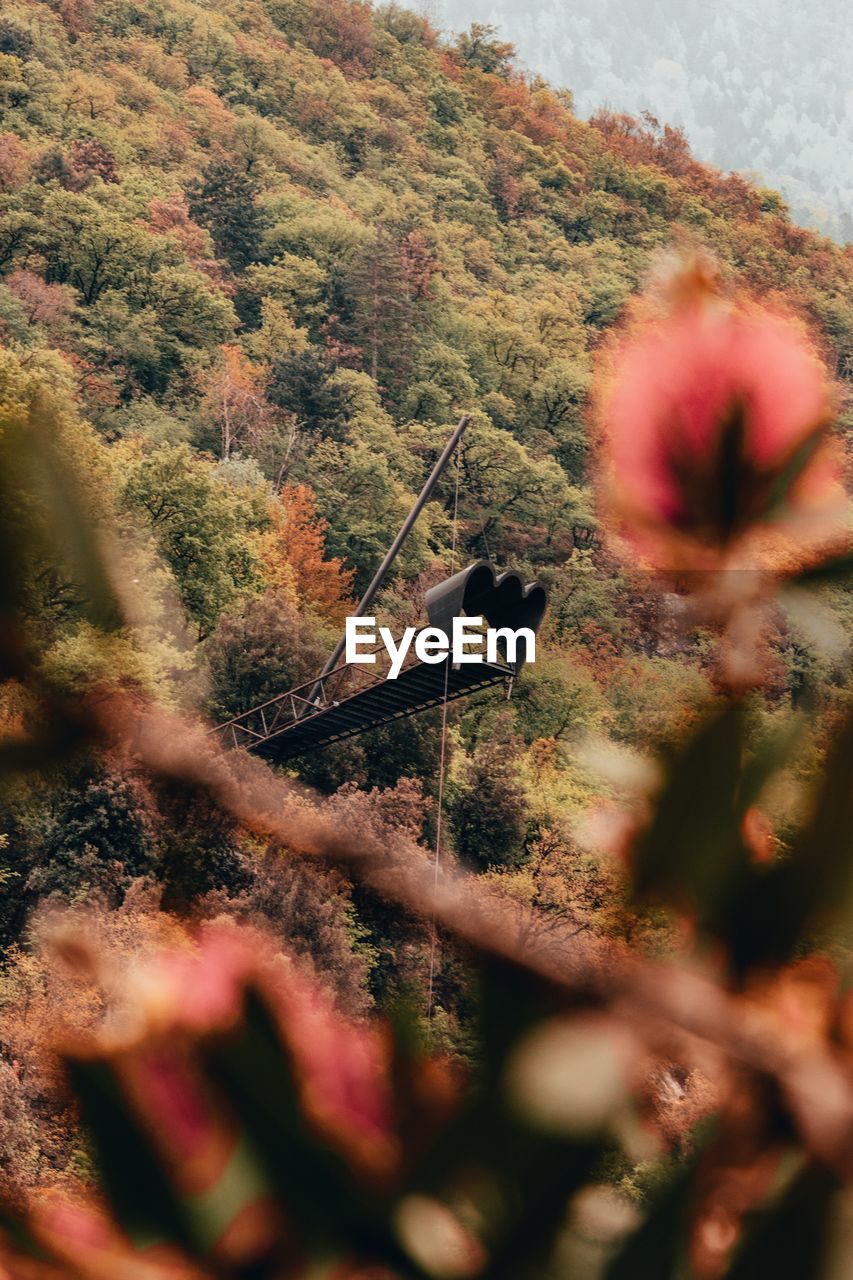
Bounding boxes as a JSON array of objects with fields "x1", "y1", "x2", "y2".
[
  {"x1": 0, "y1": 320, "x2": 851, "y2": 1280},
  {"x1": 0, "y1": 0, "x2": 851, "y2": 1268}
]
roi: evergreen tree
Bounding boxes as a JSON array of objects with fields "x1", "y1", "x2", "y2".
[
  {"x1": 267, "y1": 347, "x2": 351, "y2": 442},
  {"x1": 344, "y1": 231, "x2": 415, "y2": 393},
  {"x1": 186, "y1": 154, "x2": 266, "y2": 273}
]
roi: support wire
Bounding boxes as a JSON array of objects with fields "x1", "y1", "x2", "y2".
[{"x1": 426, "y1": 442, "x2": 462, "y2": 1024}]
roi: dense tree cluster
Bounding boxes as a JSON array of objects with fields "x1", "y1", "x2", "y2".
[
  {"x1": 0, "y1": 0, "x2": 850, "y2": 1209},
  {"x1": 439, "y1": 0, "x2": 853, "y2": 239}
]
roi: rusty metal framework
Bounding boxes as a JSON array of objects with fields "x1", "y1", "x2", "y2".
[{"x1": 210, "y1": 561, "x2": 547, "y2": 763}]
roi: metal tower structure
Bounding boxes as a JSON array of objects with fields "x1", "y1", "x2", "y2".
[{"x1": 210, "y1": 418, "x2": 547, "y2": 762}]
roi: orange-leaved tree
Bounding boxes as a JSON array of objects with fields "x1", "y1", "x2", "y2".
[{"x1": 258, "y1": 482, "x2": 354, "y2": 628}]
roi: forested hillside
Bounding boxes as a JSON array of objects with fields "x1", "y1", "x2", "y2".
[
  {"x1": 437, "y1": 0, "x2": 853, "y2": 240},
  {"x1": 0, "y1": 0, "x2": 851, "y2": 1214}
]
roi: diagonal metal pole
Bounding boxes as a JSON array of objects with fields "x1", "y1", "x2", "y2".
[{"x1": 301, "y1": 414, "x2": 471, "y2": 714}]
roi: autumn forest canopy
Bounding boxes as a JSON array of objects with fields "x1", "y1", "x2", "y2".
[{"x1": 0, "y1": 0, "x2": 851, "y2": 1275}]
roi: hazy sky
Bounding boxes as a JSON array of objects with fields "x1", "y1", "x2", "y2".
[{"x1": 433, "y1": 0, "x2": 852, "y2": 240}]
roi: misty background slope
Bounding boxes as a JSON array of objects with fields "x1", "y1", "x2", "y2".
[{"x1": 435, "y1": 0, "x2": 853, "y2": 241}]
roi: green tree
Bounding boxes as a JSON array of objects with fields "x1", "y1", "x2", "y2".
[
  {"x1": 152, "y1": 780, "x2": 250, "y2": 911},
  {"x1": 450, "y1": 711, "x2": 529, "y2": 869},
  {"x1": 121, "y1": 443, "x2": 263, "y2": 638},
  {"x1": 268, "y1": 346, "x2": 351, "y2": 443},
  {"x1": 454, "y1": 23, "x2": 515, "y2": 76},
  {"x1": 205, "y1": 591, "x2": 331, "y2": 723},
  {"x1": 24, "y1": 764, "x2": 157, "y2": 907},
  {"x1": 83, "y1": 271, "x2": 235, "y2": 397},
  {"x1": 33, "y1": 190, "x2": 154, "y2": 306},
  {"x1": 512, "y1": 650, "x2": 609, "y2": 743},
  {"x1": 343, "y1": 230, "x2": 415, "y2": 392},
  {"x1": 403, "y1": 342, "x2": 477, "y2": 423},
  {"x1": 453, "y1": 418, "x2": 582, "y2": 561},
  {"x1": 186, "y1": 154, "x2": 267, "y2": 273},
  {"x1": 303, "y1": 437, "x2": 432, "y2": 594}
]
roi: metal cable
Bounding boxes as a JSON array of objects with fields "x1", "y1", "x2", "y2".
[{"x1": 426, "y1": 442, "x2": 461, "y2": 1024}]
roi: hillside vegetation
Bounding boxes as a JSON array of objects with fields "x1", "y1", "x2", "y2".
[
  {"x1": 438, "y1": 0, "x2": 853, "y2": 240},
  {"x1": 0, "y1": 0, "x2": 851, "y2": 1201}
]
